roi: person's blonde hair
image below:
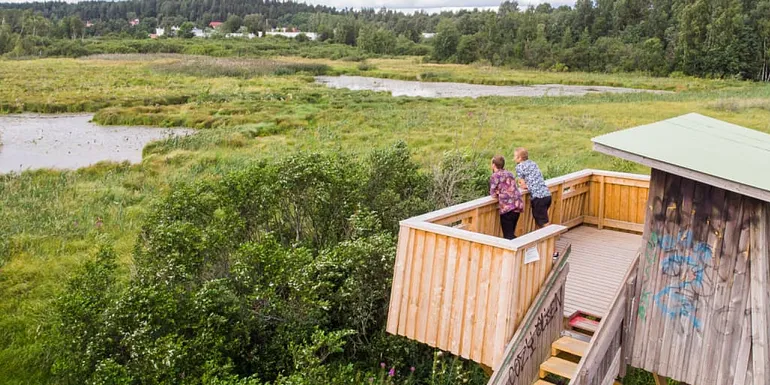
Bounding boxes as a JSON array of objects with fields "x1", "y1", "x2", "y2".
[
  {"x1": 515, "y1": 148, "x2": 529, "y2": 161},
  {"x1": 492, "y1": 155, "x2": 505, "y2": 169}
]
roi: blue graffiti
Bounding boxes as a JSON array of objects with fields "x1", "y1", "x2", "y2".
[{"x1": 652, "y1": 230, "x2": 715, "y2": 331}]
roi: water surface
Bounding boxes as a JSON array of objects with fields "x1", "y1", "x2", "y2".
[
  {"x1": 315, "y1": 76, "x2": 671, "y2": 98},
  {"x1": 0, "y1": 114, "x2": 193, "y2": 173}
]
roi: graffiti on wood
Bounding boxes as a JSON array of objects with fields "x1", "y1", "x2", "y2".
[{"x1": 502, "y1": 289, "x2": 563, "y2": 385}]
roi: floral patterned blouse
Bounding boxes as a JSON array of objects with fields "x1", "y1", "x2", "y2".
[{"x1": 489, "y1": 170, "x2": 524, "y2": 214}]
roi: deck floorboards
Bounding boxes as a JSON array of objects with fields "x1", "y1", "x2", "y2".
[{"x1": 555, "y1": 226, "x2": 641, "y2": 318}]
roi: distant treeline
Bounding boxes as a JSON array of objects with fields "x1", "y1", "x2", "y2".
[{"x1": 2, "y1": 0, "x2": 770, "y2": 80}]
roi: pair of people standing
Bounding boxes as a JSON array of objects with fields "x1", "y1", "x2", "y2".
[{"x1": 488, "y1": 148, "x2": 552, "y2": 240}]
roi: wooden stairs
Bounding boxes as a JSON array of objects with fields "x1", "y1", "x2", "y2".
[{"x1": 531, "y1": 316, "x2": 621, "y2": 385}]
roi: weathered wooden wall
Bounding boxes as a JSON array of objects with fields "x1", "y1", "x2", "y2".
[
  {"x1": 487, "y1": 252, "x2": 569, "y2": 385},
  {"x1": 631, "y1": 168, "x2": 770, "y2": 385},
  {"x1": 386, "y1": 223, "x2": 564, "y2": 369}
]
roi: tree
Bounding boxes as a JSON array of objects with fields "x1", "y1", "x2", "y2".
[
  {"x1": 357, "y1": 25, "x2": 396, "y2": 54},
  {"x1": 243, "y1": 13, "x2": 264, "y2": 35},
  {"x1": 431, "y1": 19, "x2": 460, "y2": 62},
  {"x1": 333, "y1": 17, "x2": 357, "y2": 45},
  {"x1": 456, "y1": 34, "x2": 481, "y2": 64},
  {"x1": 222, "y1": 14, "x2": 243, "y2": 34},
  {"x1": 178, "y1": 21, "x2": 194, "y2": 38}
]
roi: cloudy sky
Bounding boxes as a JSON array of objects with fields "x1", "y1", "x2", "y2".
[{"x1": 1, "y1": 0, "x2": 570, "y2": 11}]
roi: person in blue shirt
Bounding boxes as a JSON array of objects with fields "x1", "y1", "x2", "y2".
[{"x1": 514, "y1": 148, "x2": 552, "y2": 229}]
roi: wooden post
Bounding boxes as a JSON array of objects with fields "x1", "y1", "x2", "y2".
[
  {"x1": 598, "y1": 175, "x2": 606, "y2": 229},
  {"x1": 553, "y1": 182, "x2": 564, "y2": 225},
  {"x1": 652, "y1": 372, "x2": 669, "y2": 385}
]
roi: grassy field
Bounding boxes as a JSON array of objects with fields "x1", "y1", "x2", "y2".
[{"x1": 1, "y1": 55, "x2": 770, "y2": 384}]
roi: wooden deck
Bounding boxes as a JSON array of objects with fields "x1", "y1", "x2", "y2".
[{"x1": 556, "y1": 226, "x2": 641, "y2": 318}]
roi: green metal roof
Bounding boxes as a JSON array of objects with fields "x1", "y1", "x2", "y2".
[{"x1": 592, "y1": 113, "x2": 770, "y2": 202}]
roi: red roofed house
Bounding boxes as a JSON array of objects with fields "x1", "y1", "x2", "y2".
[{"x1": 209, "y1": 21, "x2": 223, "y2": 29}]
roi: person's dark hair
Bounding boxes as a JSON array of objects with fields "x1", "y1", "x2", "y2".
[{"x1": 492, "y1": 155, "x2": 505, "y2": 170}]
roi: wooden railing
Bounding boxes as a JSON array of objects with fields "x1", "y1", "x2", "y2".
[
  {"x1": 568, "y1": 254, "x2": 640, "y2": 385},
  {"x1": 487, "y1": 246, "x2": 571, "y2": 385},
  {"x1": 407, "y1": 169, "x2": 649, "y2": 237},
  {"x1": 386, "y1": 169, "x2": 649, "y2": 370}
]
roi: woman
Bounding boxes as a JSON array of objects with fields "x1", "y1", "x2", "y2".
[{"x1": 489, "y1": 155, "x2": 524, "y2": 240}]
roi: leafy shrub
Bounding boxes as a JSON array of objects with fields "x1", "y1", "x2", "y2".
[
  {"x1": 50, "y1": 144, "x2": 450, "y2": 384},
  {"x1": 358, "y1": 62, "x2": 376, "y2": 71}
]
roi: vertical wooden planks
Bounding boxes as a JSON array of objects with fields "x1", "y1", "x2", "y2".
[
  {"x1": 750, "y1": 202, "x2": 770, "y2": 385},
  {"x1": 450, "y1": 240, "x2": 471, "y2": 355},
  {"x1": 483, "y1": 248, "x2": 504, "y2": 366},
  {"x1": 461, "y1": 242, "x2": 482, "y2": 359},
  {"x1": 714, "y1": 194, "x2": 748, "y2": 385},
  {"x1": 400, "y1": 229, "x2": 422, "y2": 335},
  {"x1": 426, "y1": 235, "x2": 448, "y2": 346},
  {"x1": 405, "y1": 230, "x2": 426, "y2": 337},
  {"x1": 388, "y1": 226, "x2": 412, "y2": 334},
  {"x1": 438, "y1": 237, "x2": 460, "y2": 349},
  {"x1": 598, "y1": 175, "x2": 606, "y2": 229},
  {"x1": 415, "y1": 232, "x2": 436, "y2": 341},
  {"x1": 493, "y1": 249, "x2": 516, "y2": 368},
  {"x1": 472, "y1": 245, "x2": 493, "y2": 362}
]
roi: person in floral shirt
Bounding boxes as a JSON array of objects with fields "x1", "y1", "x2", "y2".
[{"x1": 489, "y1": 155, "x2": 524, "y2": 240}]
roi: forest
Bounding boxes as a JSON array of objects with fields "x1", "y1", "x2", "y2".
[{"x1": 2, "y1": 0, "x2": 770, "y2": 80}]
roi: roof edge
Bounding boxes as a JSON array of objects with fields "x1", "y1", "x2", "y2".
[{"x1": 593, "y1": 142, "x2": 770, "y2": 203}]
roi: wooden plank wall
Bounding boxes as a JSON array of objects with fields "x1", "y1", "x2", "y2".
[
  {"x1": 630, "y1": 169, "x2": 770, "y2": 385},
  {"x1": 386, "y1": 225, "x2": 558, "y2": 369},
  {"x1": 487, "y1": 253, "x2": 569, "y2": 385},
  {"x1": 584, "y1": 174, "x2": 649, "y2": 233}
]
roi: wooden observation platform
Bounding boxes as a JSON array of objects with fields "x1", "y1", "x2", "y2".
[{"x1": 386, "y1": 113, "x2": 770, "y2": 385}]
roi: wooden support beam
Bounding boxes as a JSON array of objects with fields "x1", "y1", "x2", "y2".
[{"x1": 652, "y1": 372, "x2": 669, "y2": 385}]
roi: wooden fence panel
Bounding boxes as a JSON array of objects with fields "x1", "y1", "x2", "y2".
[{"x1": 387, "y1": 220, "x2": 565, "y2": 369}]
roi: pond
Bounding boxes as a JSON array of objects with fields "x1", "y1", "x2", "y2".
[
  {"x1": 315, "y1": 75, "x2": 671, "y2": 98},
  {"x1": 0, "y1": 114, "x2": 193, "y2": 174}
]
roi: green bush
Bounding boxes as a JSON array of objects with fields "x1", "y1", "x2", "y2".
[{"x1": 49, "y1": 144, "x2": 457, "y2": 384}]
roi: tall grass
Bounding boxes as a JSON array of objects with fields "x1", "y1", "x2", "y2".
[{"x1": 150, "y1": 55, "x2": 331, "y2": 78}]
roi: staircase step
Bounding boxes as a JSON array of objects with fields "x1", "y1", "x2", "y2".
[
  {"x1": 562, "y1": 329, "x2": 592, "y2": 343},
  {"x1": 539, "y1": 357, "x2": 578, "y2": 380},
  {"x1": 570, "y1": 316, "x2": 600, "y2": 334},
  {"x1": 533, "y1": 380, "x2": 558, "y2": 385},
  {"x1": 552, "y1": 336, "x2": 590, "y2": 358}
]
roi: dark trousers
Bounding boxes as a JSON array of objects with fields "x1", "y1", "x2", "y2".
[
  {"x1": 500, "y1": 210, "x2": 521, "y2": 240},
  {"x1": 531, "y1": 196, "x2": 552, "y2": 227}
]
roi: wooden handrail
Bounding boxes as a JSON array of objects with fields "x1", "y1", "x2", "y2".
[
  {"x1": 487, "y1": 245, "x2": 572, "y2": 385},
  {"x1": 401, "y1": 169, "x2": 649, "y2": 238},
  {"x1": 403, "y1": 220, "x2": 568, "y2": 252}
]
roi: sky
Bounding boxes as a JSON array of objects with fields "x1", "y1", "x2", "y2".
[{"x1": 0, "y1": 0, "x2": 571, "y2": 11}]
